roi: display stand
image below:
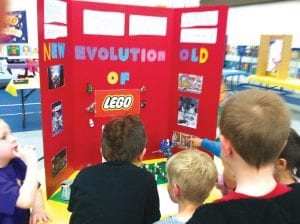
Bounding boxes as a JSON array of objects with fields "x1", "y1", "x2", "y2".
[
  {"x1": 256, "y1": 35, "x2": 292, "y2": 79},
  {"x1": 38, "y1": 0, "x2": 228, "y2": 198}
]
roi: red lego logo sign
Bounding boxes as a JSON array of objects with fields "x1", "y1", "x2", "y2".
[{"x1": 95, "y1": 89, "x2": 140, "y2": 117}]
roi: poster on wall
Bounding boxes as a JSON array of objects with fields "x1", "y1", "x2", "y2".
[
  {"x1": 177, "y1": 96, "x2": 199, "y2": 129},
  {"x1": 267, "y1": 39, "x2": 283, "y2": 76},
  {"x1": 7, "y1": 45, "x2": 20, "y2": 56},
  {"x1": 20, "y1": 45, "x2": 31, "y2": 57},
  {"x1": 51, "y1": 100, "x2": 63, "y2": 136},
  {"x1": 48, "y1": 64, "x2": 64, "y2": 89},
  {"x1": 2, "y1": 11, "x2": 28, "y2": 43}
]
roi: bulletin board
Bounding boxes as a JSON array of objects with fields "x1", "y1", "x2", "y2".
[{"x1": 38, "y1": 0, "x2": 228, "y2": 198}]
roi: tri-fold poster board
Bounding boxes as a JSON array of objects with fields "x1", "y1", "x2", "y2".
[{"x1": 38, "y1": 0, "x2": 228, "y2": 198}]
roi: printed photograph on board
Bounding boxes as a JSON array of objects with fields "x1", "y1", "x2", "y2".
[
  {"x1": 51, "y1": 100, "x2": 63, "y2": 136},
  {"x1": 48, "y1": 64, "x2": 64, "y2": 89},
  {"x1": 51, "y1": 148, "x2": 67, "y2": 177},
  {"x1": 178, "y1": 73, "x2": 203, "y2": 94},
  {"x1": 172, "y1": 131, "x2": 199, "y2": 150},
  {"x1": 177, "y1": 96, "x2": 199, "y2": 129}
]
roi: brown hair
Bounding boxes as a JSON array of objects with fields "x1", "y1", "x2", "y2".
[
  {"x1": 280, "y1": 128, "x2": 300, "y2": 178},
  {"x1": 220, "y1": 89, "x2": 291, "y2": 168},
  {"x1": 101, "y1": 115, "x2": 147, "y2": 162},
  {"x1": 167, "y1": 150, "x2": 217, "y2": 204}
]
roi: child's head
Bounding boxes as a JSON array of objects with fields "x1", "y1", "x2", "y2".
[
  {"x1": 274, "y1": 128, "x2": 300, "y2": 183},
  {"x1": 101, "y1": 115, "x2": 147, "y2": 163},
  {"x1": 220, "y1": 89, "x2": 290, "y2": 169},
  {"x1": 166, "y1": 150, "x2": 217, "y2": 205},
  {"x1": 0, "y1": 119, "x2": 17, "y2": 164}
]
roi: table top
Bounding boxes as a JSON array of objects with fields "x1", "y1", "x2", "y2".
[
  {"x1": 9, "y1": 76, "x2": 40, "y2": 90},
  {"x1": 7, "y1": 63, "x2": 28, "y2": 69},
  {"x1": 5, "y1": 76, "x2": 40, "y2": 96},
  {"x1": 248, "y1": 75, "x2": 300, "y2": 91}
]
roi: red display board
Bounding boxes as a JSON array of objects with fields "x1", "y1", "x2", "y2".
[{"x1": 38, "y1": 0, "x2": 228, "y2": 198}]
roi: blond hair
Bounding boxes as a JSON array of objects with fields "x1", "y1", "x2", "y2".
[
  {"x1": 167, "y1": 150, "x2": 217, "y2": 204},
  {"x1": 220, "y1": 89, "x2": 291, "y2": 168}
]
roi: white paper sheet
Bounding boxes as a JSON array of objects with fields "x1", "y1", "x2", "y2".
[
  {"x1": 129, "y1": 15, "x2": 167, "y2": 36},
  {"x1": 181, "y1": 11, "x2": 219, "y2": 28},
  {"x1": 180, "y1": 28, "x2": 218, "y2": 44},
  {"x1": 44, "y1": 24, "x2": 67, "y2": 39},
  {"x1": 44, "y1": 0, "x2": 67, "y2": 24},
  {"x1": 83, "y1": 10, "x2": 125, "y2": 36}
]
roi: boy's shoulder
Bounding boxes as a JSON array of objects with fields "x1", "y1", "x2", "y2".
[
  {"x1": 188, "y1": 184, "x2": 300, "y2": 224},
  {"x1": 2, "y1": 158, "x2": 26, "y2": 173},
  {"x1": 10, "y1": 158, "x2": 26, "y2": 167},
  {"x1": 0, "y1": 158, "x2": 26, "y2": 182}
]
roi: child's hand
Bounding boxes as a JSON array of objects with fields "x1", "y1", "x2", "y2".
[
  {"x1": 190, "y1": 137, "x2": 202, "y2": 147},
  {"x1": 30, "y1": 207, "x2": 52, "y2": 224},
  {"x1": 13, "y1": 145, "x2": 38, "y2": 164}
]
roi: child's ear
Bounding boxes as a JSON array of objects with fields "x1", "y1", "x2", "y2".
[
  {"x1": 276, "y1": 158, "x2": 287, "y2": 170},
  {"x1": 172, "y1": 183, "x2": 180, "y2": 198},
  {"x1": 138, "y1": 148, "x2": 147, "y2": 161},
  {"x1": 220, "y1": 134, "x2": 233, "y2": 157}
]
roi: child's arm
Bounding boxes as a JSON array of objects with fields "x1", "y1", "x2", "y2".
[
  {"x1": 13, "y1": 145, "x2": 39, "y2": 208},
  {"x1": 201, "y1": 138, "x2": 221, "y2": 157},
  {"x1": 191, "y1": 138, "x2": 221, "y2": 157},
  {"x1": 30, "y1": 189, "x2": 51, "y2": 224}
]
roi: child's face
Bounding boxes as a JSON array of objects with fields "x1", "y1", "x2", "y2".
[{"x1": 0, "y1": 121, "x2": 17, "y2": 161}]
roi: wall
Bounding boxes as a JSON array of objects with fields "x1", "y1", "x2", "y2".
[{"x1": 226, "y1": 1, "x2": 300, "y2": 47}]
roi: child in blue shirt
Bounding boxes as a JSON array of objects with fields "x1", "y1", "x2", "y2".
[{"x1": 0, "y1": 119, "x2": 50, "y2": 224}]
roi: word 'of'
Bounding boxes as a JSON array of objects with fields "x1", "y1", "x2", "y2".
[{"x1": 107, "y1": 71, "x2": 130, "y2": 85}]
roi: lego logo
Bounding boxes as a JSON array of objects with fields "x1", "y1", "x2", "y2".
[{"x1": 102, "y1": 95, "x2": 133, "y2": 110}]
